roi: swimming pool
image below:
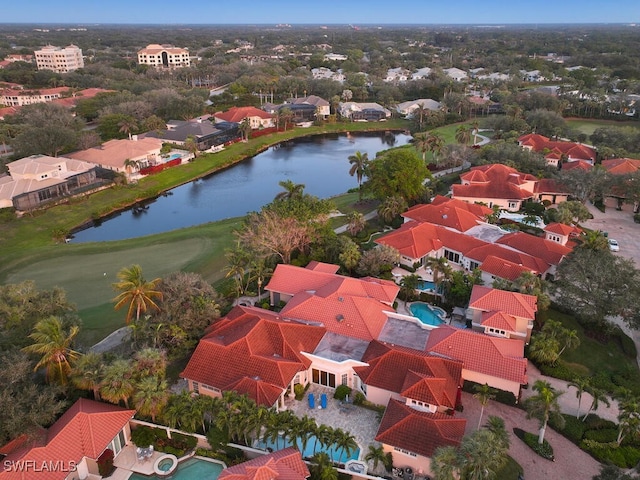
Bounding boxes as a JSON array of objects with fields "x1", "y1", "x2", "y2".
[
  {"x1": 128, "y1": 457, "x2": 224, "y2": 480},
  {"x1": 409, "y1": 302, "x2": 446, "y2": 327},
  {"x1": 256, "y1": 434, "x2": 360, "y2": 463},
  {"x1": 417, "y1": 280, "x2": 436, "y2": 292}
]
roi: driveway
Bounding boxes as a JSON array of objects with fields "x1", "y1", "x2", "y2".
[
  {"x1": 459, "y1": 392, "x2": 601, "y2": 480},
  {"x1": 582, "y1": 202, "x2": 640, "y2": 267}
]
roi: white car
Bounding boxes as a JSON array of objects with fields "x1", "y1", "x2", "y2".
[{"x1": 608, "y1": 239, "x2": 620, "y2": 252}]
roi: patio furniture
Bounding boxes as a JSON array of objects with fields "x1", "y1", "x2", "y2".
[
  {"x1": 320, "y1": 393, "x2": 327, "y2": 409},
  {"x1": 308, "y1": 393, "x2": 315, "y2": 409}
]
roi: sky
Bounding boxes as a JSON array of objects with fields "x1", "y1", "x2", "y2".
[{"x1": 2, "y1": 0, "x2": 639, "y2": 25}]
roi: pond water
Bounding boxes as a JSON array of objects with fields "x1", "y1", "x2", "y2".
[{"x1": 71, "y1": 131, "x2": 411, "y2": 243}]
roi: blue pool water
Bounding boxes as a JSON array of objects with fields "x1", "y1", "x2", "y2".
[
  {"x1": 168, "y1": 153, "x2": 183, "y2": 160},
  {"x1": 128, "y1": 457, "x2": 223, "y2": 480},
  {"x1": 417, "y1": 280, "x2": 436, "y2": 291},
  {"x1": 256, "y1": 435, "x2": 360, "y2": 463},
  {"x1": 410, "y1": 302, "x2": 446, "y2": 326}
]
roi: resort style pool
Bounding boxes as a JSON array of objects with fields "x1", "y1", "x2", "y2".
[
  {"x1": 256, "y1": 435, "x2": 360, "y2": 463},
  {"x1": 128, "y1": 457, "x2": 224, "y2": 480},
  {"x1": 409, "y1": 302, "x2": 447, "y2": 327}
]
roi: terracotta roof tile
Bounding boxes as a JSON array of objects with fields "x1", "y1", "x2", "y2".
[
  {"x1": 479, "y1": 255, "x2": 532, "y2": 281},
  {"x1": 354, "y1": 342, "x2": 462, "y2": 408},
  {"x1": 215, "y1": 106, "x2": 273, "y2": 123},
  {"x1": 181, "y1": 306, "x2": 326, "y2": 406},
  {"x1": 375, "y1": 399, "x2": 466, "y2": 458},
  {"x1": 496, "y1": 232, "x2": 571, "y2": 266},
  {"x1": 426, "y1": 326, "x2": 528, "y2": 384},
  {"x1": 602, "y1": 158, "x2": 640, "y2": 175},
  {"x1": 403, "y1": 197, "x2": 491, "y2": 232},
  {"x1": 0, "y1": 399, "x2": 134, "y2": 480},
  {"x1": 561, "y1": 160, "x2": 593, "y2": 172},
  {"x1": 481, "y1": 311, "x2": 518, "y2": 332},
  {"x1": 220, "y1": 448, "x2": 309, "y2": 480},
  {"x1": 469, "y1": 285, "x2": 537, "y2": 319}
]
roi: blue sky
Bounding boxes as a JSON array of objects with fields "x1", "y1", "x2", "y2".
[{"x1": 2, "y1": 0, "x2": 639, "y2": 24}]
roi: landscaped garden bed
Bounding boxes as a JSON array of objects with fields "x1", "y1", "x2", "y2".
[{"x1": 513, "y1": 428, "x2": 554, "y2": 461}]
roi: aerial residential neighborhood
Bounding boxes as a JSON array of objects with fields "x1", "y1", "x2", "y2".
[{"x1": 1, "y1": 5, "x2": 640, "y2": 480}]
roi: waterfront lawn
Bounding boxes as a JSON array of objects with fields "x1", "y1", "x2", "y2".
[{"x1": 565, "y1": 118, "x2": 640, "y2": 138}]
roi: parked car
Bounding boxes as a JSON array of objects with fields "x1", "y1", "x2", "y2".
[{"x1": 608, "y1": 239, "x2": 620, "y2": 252}]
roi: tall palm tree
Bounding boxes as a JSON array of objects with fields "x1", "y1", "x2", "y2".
[
  {"x1": 348, "y1": 151, "x2": 369, "y2": 201},
  {"x1": 427, "y1": 132, "x2": 445, "y2": 166},
  {"x1": 133, "y1": 377, "x2": 169, "y2": 423},
  {"x1": 239, "y1": 118, "x2": 252, "y2": 141},
  {"x1": 455, "y1": 125, "x2": 471, "y2": 146},
  {"x1": 414, "y1": 104, "x2": 428, "y2": 130},
  {"x1": 484, "y1": 415, "x2": 510, "y2": 451},
  {"x1": 524, "y1": 380, "x2": 564, "y2": 444},
  {"x1": 22, "y1": 316, "x2": 80, "y2": 385},
  {"x1": 279, "y1": 107, "x2": 294, "y2": 130},
  {"x1": 184, "y1": 135, "x2": 198, "y2": 159},
  {"x1": 118, "y1": 116, "x2": 138, "y2": 140},
  {"x1": 123, "y1": 158, "x2": 140, "y2": 174},
  {"x1": 431, "y1": 445, "x2": 460, "y2": 480},
  {"x1": 474, "y1": 383, "x2": 497, "y2": 430},
  {"x1": 346, "y1": 211, "x2": 366, "y2": 237},
  {"x1": 112, "y1": 264, "x2": 163, "y2": 325},
  {"x1": 471, "y1": 120, "x2": 480, "y2": 146},
  {"x1": 568, "y1": 377, "x2": 591, "y2": 419},
  {"x1": 583, "y1": 386, "x2": 610, "y2": 421},
  {"x1": 617, "y1": 394, "x2": 640, "y2": 445},
  {"x1": 413, "y1": 132, "x2": 430, "y2": 162},
  {"x1": 296, "y1": 415, "x2": 317, "y2": 454},
  {"x1": 425, "y1": 256, "x2": 452, "y2": 294},
  {"x1": 377, "y1": 195, "x2": 408, "y2": 225},
  {"x1": 71, "y1": 351, "x2": 105, "y2": 400},
  {"x1": 333, "y1": 428, "x2": 358, "y2": 464},
  {"x1": 100, "y1": 359, "x2": 136, "y2": 408},
  {"x1": 275, "y1": 179, "x2": 305, "y2": 201},
  {"x1": 310, "y1": 452, "x2": 338, "y2": 480},
  {"x1": 313, "y1": 424, "x2": 332, "y2": 454},
  {"x1": 225, "y1": 247, "x2": 250, "y2": 300}
]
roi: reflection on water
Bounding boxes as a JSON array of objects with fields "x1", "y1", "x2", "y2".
[{"x1": 71, "y1": 132, "x2": 411, "y2": 243}]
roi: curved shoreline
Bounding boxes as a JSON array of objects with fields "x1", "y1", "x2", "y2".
[{"x1": 69, "y1": 125, "x2": 410, "y2": 237}]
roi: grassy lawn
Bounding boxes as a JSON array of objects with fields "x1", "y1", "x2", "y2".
[
  {"x1": 539, "y1": 308, "x2": 640, "y2": 392},
  {"x1": 565, "y1": 118, "x2": 640, "y2": 137}
]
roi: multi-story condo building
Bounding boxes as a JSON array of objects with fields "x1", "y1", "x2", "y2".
[
  {"x1": 34, "y1": 45, "x2": 84, "y2": 73},
  {"x1": 137, "y1": 44, "x2": 191, "y2": 68}
]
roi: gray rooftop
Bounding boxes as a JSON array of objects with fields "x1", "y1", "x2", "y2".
[
  {"x1": 313, "y1": 332, "x2": 370, "y2": 362},
  {"x1": 377, "y1": 317, "x2": 431, "y2": 351},
  {"x1": 464, "y1": 223, "x2": 509, "y2": 243}
]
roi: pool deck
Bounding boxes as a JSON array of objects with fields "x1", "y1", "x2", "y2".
[
  {"x1": 283, "y1": 384, "x2": 380, "y2": 464},
  {"x1": 112, "y1": 444, "x2": 164, "y2": 478}
]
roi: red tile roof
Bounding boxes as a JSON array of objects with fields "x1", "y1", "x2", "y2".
[
  {"x1": 403, "y1": 196, "x2": 492, "y2": 232},
  {"x1": 602, "y1": 158, "x2": 640, "y2": 175},
  {"x1": 534, "y1": 178, "x2": 568, "y2": 195},
  {"x1": 544, "y1": 222, "x2": 581, "y2": 236},
  {"x1": 266, "y1": 263, "x2": 398, "y2": 306},
  {"x1": 455, "y1": 164, "x2": 537, "y2": 201},
  {"x1": 375, "y1": 221, "x2": 444, "y2": 259},
  {"x1": 215, "y1": 106, "x2": 273, "y2": 123},
  {"x1": 464, "y1": 243, "x2": 549, "y2": 274},
  {"x1": 375, "y1": 399, "x2": 466, "y2": 458},
  {"x1": 518, "y1": 134, "x2": 596, "y2": 162},
  {"x1": 305, "y1": 261, "x2": 340, "y2": 273},
  {"x1": 481, "y1": 311, "x2": 518, "y2": 332},
  {"x1": 354, "y1": 342, "x2": 462, "y2": 408},
  {"x1": 561, "y1": 160, "x2": 593, "y2": 172},
  {"x1": 496, "y1": 232, "x2": 571, "y2": 266},
  {"x1": 181, "y1": 306, "x2": 326, "y2": 406},
  {"x1": 469, "y1": 285, "x2": 537, "y2": 320},
  {"x1": 479, "y1": 255, "x2": 532, "y2": 282},
  {"x1": 219, "y1": 447, "x2": 309, "y2": 480},
  {"x1": 0, "y1": 399, "x2": 134, "y2": 480},
  {"x1": 426, "y1": 326, "x2": 528, "y2": 384}
]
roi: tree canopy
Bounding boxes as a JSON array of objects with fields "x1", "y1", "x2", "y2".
[{"x1": 364, "y1": 147, "x2": 430, "y2": 202}]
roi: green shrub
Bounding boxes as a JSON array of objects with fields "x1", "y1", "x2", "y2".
[
  {"x1": 549, "y1": 413, "x2": 585, "y2": 444},
  {"x1": 353, "y1": 392, "x2": 366, "y2": 405},
  {"x1": 583, "y1": 414, "x2": 617, "y2": 431},
  {"x1": 513, "y1": 428, "x2": 554, "y2": 460},
  {"x1": 462, "y1": 380, "x2": 517, "y2": 406},
  {"x1": 171, "y1": 432, "x2": 197, "y2": 451},
  {"x1": 584, "y1": 429, "x2": 618, "y2": 443},
  {"x1": 581, "y1": 440, "x2": 628, "y2": 468},
  {"x1": 294, "y1": 383, "x2": 306, "y2": 400},
  {"x1": 621, "y1": 446, "x2": 640, "y2": 466},
  {"x1": 334, "y1": 385, "x2": 352, "y2": 401},
  {"x1": 537, "y1": 362, "x2": 574, "y2": 382},
  {"x1": 206, "y1": 426, "x2": 229, "y2": 450},
  {"x1": 162, "y1": 445, "x2": 185, "y2": 457},
  {"x1": 131, "y1": 425, "x2": 165, "y2": 447}
]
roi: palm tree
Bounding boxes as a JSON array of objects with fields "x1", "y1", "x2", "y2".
[
  {"x1": 313, "y1": 424, "x2": 332, "y2": 455},
  {"x1": 133, "y1": 377, "x2": 169, "y2": 422},
  {"x1": 71, "y1": 351, "x2": 105, "y2": 400},
  {"x1": 474, "y1": 383, "x2": 497, "y2": 430},
  {"x1": 455, "y1": 125, "x2": 471, "y2": 146},
  {"x1": 279, "y1": 107, "x2": 294, "y2": 130},
  {"x1": 239, "y1": 118, "x2": 252, "y2": 141},
  {"x1": 471, "y1": 120, "x2": 480, "y2": 146},
  {"x1": 377, "y1": 195, "x2": 408, "y2": 225},
  {"x1": 528, "y1": 333, "x2": 559, "y2": 365},
  {"x1": 118, "y1": 116, "x2": 138, "y2": 140},
  {"x1": 579, "y1": 230, "x2": 609, "y2": 251},
  {"x1": 431, "y1": 445, "x2": 460, "y2": 480},
  {"x1": 524, "y1": 380, "x2": 564, "y2": 444},
  {"x1": 134, "y1": 348, "x2": 167, "y2": 379},
  {"x1": 427, "y1": 132, "x2": 445, "y2": 166},
  {"x1": 112, "y1": 264, "x2": 163, "y2": 325},
  {"x1": 333, "y1": 428, "x2": 358, "y2": 464},
  {"x1": 22, "y1": 316, "x2": 80, "y2": 385},
  {"x1": 296, "y1": 415, "x2": 317, "y2": 454},
  {"x1": 425, "y1": 256, "x2": 452, "y2": 294},
  {"x1": 567, "y1": 377, "x2": 591, "y2": 419},
  {"x1": 275, "y1": 179, "x2": 305, "y2": 201},
  {"x1": 617, "y1": 394, "x2": 640, "y2": 445},
  {"x1": 184, "y1": 135, "x2": 198, "y2": 159},
  {"x1": 348, "y1": 151, "x2": 369, "y2": 201},
  {"x1": 414, "y1": 104, "x2": 428, "y2": 130},
  {"x1": 583, "y1": 386, "x2": 610, "y2": 421},
  {"x1": 310, "y1": 452, "x2": 338, "y2": 480},
  {"x1": 413, "y1": 132, "x2": 430, "y2": 162},
  {"x1": 364, "y1": 445, "x2": 389, "y2": 476},
  {"x1": 250, "y1": 258, "x2": 272, "y2": 301},
  {"x1": 225, "y1": 247, "x2": 250, "y2": 300},
  {"x1": 100, "y1": 359, "x2": 136, "y2": 408},
  {"x1": 460, "y1": 429, "x2": 505, "y2": 480},
  {"x1": 400, "y1": 274, "x2": 420, "y2": 301},
  {"x1": 484, "y1": 416, "x2": 510, "y2": 451},
  {"x1": 346, "y1": 212, "x2": 366, "y2": 237},
  {"x1": 123, "y1": 158, "x2": 140, "y2": 174}
]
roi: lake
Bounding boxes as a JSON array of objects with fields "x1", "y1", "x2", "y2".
[{"x1": 71, "y1": 131, "x2": 411, "y2": 242}]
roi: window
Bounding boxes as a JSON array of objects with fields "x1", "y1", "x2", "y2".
[
  {"x1": 393, "y1": 447, "x2": 417, "y2": 457},
  {"x1": 312, "y1": 369, "x2": 336, "y2": 388},
  {"x1": 444, "y1": 250, "x2": 460, "y2": 264},
  {"x1": 469, "y1": 261, "x2": 480, "y2": 270},
  {"x1": 341, "y1": 374, "x2": 348, "y2": 386},
  {"x1": 192, "y1": 381, "x2": 199, "y2": 393}
]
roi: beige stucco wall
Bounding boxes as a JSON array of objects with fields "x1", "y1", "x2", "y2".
[
  {"x1": 462, "y1": 368, "x2": 522, "y2": 397},
  {"x1": 381, "y1": 444, "x2": 432, "y2": 476}
]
